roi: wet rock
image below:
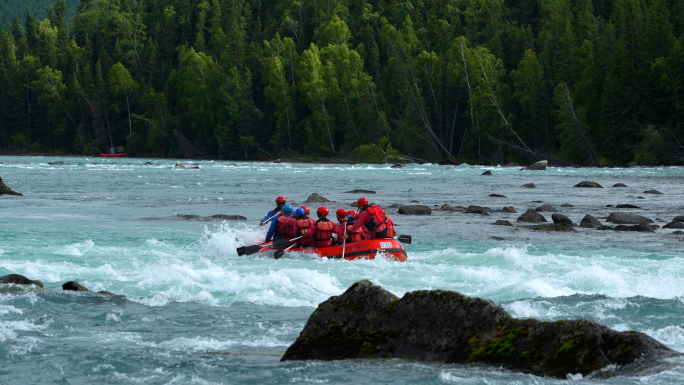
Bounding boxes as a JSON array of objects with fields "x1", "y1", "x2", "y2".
[
  {"x1": 398, "y1": 205, "x2": 432, "y2": 215},
  {"x1": 526, "y1": 223, "x2": 578, "y2": 232},
  {"x1": 597, "y1": 225, "x2": 614, "y2": 230},
  {"x1": 144, "y1": 161, "x2": 153, "y2": 165},
  {"x1": 441, "y1": 204, "x2": 464, "y2": 212},
  {"x1": 606, "y1": 212, "x2": 654, "y2": 224},
  {"x1": 614, "y1": 224, "x2": 655, "y2": 233},
  {"x1": 465, "y1": 205, "x2": 491, "y2": 214},
  {"x1": 48, "y1": 161, "x2": 67, "y2": 165},
  {"x1": 674, "y1": 231, "x2": 684, "y2": 235},
  {"x1": 574, "y1": 181, "x2": 603, "y2": 188},
  {"x1": 98, "y1": 291, "x2": 115, "y2": 296},
  {"x1": 535, "y1": 204, "x2": 559, "y2": 212},
  {"x1": 502, "y1": 206, "x2": 516, "y2": 213},
  {"x1": 281, "y1": 280, "x2": 673, "y2": 378},
  {"x1": 491, "y1": 236, "x2": 506, "y2": 241},
  {"x1": 673, "y1": 216, "x2": 684, "y2": 222},
  {"x1": 521, "y1": 183, "x2": 536, "y2": 188},
  {"x1": 391, "y1": 163, "x2": 404, "y2": 169},
  {"x1": 616, "y1": 204, "x2": 641, "y2": 209},
  {"x1": 0, "y1": 274, "x2": 43, "y2": 288},
  {"x1": 489, "y1": 194, "x2": 506, "y2": 198},
  {"x1": 580, "y1": 215, "x2": 603, "y2": 228},
  {"x1": 644, "y1": 189, "x2": 663, "y2": 195},
  {"x1": 174, "y1": 162, "x2": 185, "y2": 168},
  {"x1": 663, "y1": 222, "x2": 684, "y2": 229},
  {"x1": 493, "y1": 220, "x2": 513, "y2": 226},
  {"x1": 210, "y1": 214, "x2": 248, "y2": 220},
  {"x1": 551, "y1": 213, "x2": 575, "y2": 226},
  {"x1": 521, "y1": 160, "x2": 547, "y2": 171},
  {"x1": 62, "y1": 281, "x2": 89, "y2": 291},
  {"x1": 306, "y1": 193, "x2": 330, "y2": 203},
  {"x1": 0, "y1": 176, "x2": 22, "y2": 196},
  {"x1": 517, "y1": 209, "x2": 547, "y2": 223},
  {"x1": 613, "y1": 183, "x2": 628, "y2": 187},
  {"x1": 344, "y1": 190, "x2": 376, "y2": 194},
  {"x1": 561, "y1": 203, "x2": 574, "y2": 207},
  {"x1": 481, "y1": 170, "x2": 493, "y2": 176},
  {"x1": 410, "y1": 200, "x2": 419, "y2": 203}
]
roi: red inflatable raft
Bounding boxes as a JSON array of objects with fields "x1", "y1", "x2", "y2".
[{"x1": 260, "y1": 238, "x2": 407, "y2": 262}]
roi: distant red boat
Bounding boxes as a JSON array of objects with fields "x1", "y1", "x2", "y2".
[{"x1": 100, "y1": 153, "x2": 124, "y2": 157}]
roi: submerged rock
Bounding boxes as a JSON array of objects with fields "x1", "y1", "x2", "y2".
[
  {"x1": 614, "y1": 224, "x2": 656, "y2": 233},
  {"x1": 344, "y1": 190, "x2": 376, "y2": 194},
  {"x1": 48, "y1": 161, "x2": 67, "y2": 165},
  {"x1": 580, "y1": 215, "x2": 603, "y2": 228},
  {"x1": 306, "y1": 193, "x2": 330, "y2": 202},
  {"x1": 606, "y1": 212, "x2": 654, "y2": 224},
  {"x1": 613, "y1": 183, "x2": 628, "y2": 188},
  {"x1": 465, "y1": 205, "x2": 491, "y2": 214},
  {"x1": 0, "y1": 274, "x2": 43, "y2": 288},
  {"x1": 62, "y1": 281, "x2": 89, "y2": 291},
  {"x1": 535, "y1": 204, "x2": 559, "y2": 212},
  {"x1": 493, "y1": 220, "x2": 513, "y2": 226},
  {"x1": 526, "y1": 223, "x2": 578, "y2": 232},
  {"x1": 574, "y1": 181, "x2": 603, "y2": 188},
  {"x1": 481, "y1": 170, "x2": 493, "y2": 176},
  {"x1": 521, "y1": 183, "x2": 536, "y2": 188},
  {"x1": 489, "y1": 194, "x2": 506, "y2": 198},
  {"x1": 517, "y1": 209, "x2": 547, "y2": 223},
  {"x1": 521, "y1": 160, "x2": 547, "y2": 171},
  {"x1": 398, "y1": 205, "x2": 432, "y2": 215},
  {"x1": 282, "y1": 280, "x2": 673, "y2": 378},
  {"x1": 391, "y1": 163, "x2": 404, "y2": 169},
  {"x1": 663, "y1": 222, "x2": 684, "y2": 229},
  {"x1": 0, "y1": 177, "x2": 22, "y2": 196},
  {"x1": 616, "y1": 204, "x2": 641, "y2": 209},
  {"x1": 644, "y1": 189, "x2": 663, "y2": 195},
  {"x1": 561, "y1": 203, "x2": 574, "y2": 207},
  {"x1": 441, "y1": 204, "x2": 464, "y2": 212},
  {"x1": 502, "y1": 206, "x2": 516, "y2": 213}
]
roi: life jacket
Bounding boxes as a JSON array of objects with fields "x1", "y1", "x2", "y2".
[
  {"x1": 276, "y1": 215, "x2": 296, "y2": 238},
  {"x1": 296, "y1": 217, "x2": 315, "y2": 237},
  {"x1": 364, "y1": 205, "x2": 387, "y2": 232},
  {"x1": 386, "y1": 216, "x2": 396, "y2": 238},
  {"x1": 313, "y1": 218, "x2": 335, "y2": 243},
  {"x1": 346, "y1": 223, "x2": 363, "y2": 242}
]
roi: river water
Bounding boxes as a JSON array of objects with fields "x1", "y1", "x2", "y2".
[{"x1": 1, "y1": 155, "x2": 684, "y2": 384}]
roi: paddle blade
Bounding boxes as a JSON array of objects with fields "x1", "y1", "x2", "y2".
[
  {"x1": 272, "y1": 239, "x2": 289, "y2": 249},
  {"x1": 274, "y1": 250, "x2": 285, "y2": 259},
  {"x1": 397, "y1": 235, "x2": 412, "y2": 244},
  {"x1": 242, "y1": 245, "x2": 264, "y2": 255},
  {"x1": 236, "y1": 246, "x2": 246, "y2": 256}
]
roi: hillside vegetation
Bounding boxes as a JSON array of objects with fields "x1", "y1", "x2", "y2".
[{"x1": 0, "y1": 0, "x2": 682, "y2": 165}]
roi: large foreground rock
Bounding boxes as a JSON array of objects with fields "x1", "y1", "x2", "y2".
[
  {"x1": 398, "y1": 205, "x2": 432, "y2": 215},
  {"x1": 282, "y1": 280, "x2": 673, "y2": 378},
  {"x1": 0, "y1": 177, "x2": 22, "y2": 196},
  {"x1": 606, "y1": 212, "x2": 654, "y2": 224},
  {"x1": 0, "y1": 274, "x2": 43, "y2": 288}
]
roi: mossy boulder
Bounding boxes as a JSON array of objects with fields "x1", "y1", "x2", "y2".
[{"x1": 282, "y1": 280, "x2": 674, "y2": 378}]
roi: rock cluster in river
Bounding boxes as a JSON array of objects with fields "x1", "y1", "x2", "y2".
[
  {"x1": 1, "y1": 274, "x2": 114, "y2": 295},
  {"x1": 282, "y1": 280, "x2": 674, "y2": 378}
]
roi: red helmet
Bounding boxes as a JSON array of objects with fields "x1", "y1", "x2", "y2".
[
  {"x1": 336, "y1": 208, "x2": 347, "y2": 218},
  {"x1": 276, "y1": 196, "x2": 286, "y2": 202},
  {"x1": 347, "y1": 210, "x2": 358, "y2": 217},
  {"x1": 317, "y1": 206, "x2": 329, "y2": 216},
  {"x1": 357, "y1": 197, "x2": 368, "y2": 206},
  {"x1": 301, "y1": 205, "x2": 310, "y2": 215}
]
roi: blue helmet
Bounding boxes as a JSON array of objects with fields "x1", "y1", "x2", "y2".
[
  {"x1": 294, "y1": 207, "x2": 306, "y2": 217},
  {"x1": 282, "y1": 204, "x2": 293, "y2": 213},
  {"x1": 346, "y1": 215, "x2": 355, "y2": 222}
]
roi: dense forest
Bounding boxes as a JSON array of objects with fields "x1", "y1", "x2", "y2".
[
  {"x1": 0, "y1": 0, "x2": 682, "y2": 165},
  {"x1": 0, "y1": 0, "x2": 79, "y2": 33}
]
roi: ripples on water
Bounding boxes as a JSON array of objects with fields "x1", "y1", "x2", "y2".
[{"x1": 1, "y1": 156, "x2": 684, "y2": 383}]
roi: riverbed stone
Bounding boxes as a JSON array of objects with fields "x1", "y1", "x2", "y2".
[
  {"x1": 0, "y1": 177, "x2": 22, "y2": 196},
  {"x1": 526, "y1": 223, "x2": 578, "y2": 232},
  {"x1": 614, "y1": 224, "x2": 656, "y2": 233},
  {"x1": 493, "y1": 220, "x2": 513, "y2": 226},
  {"x1": 536, "y1": 204, "x2": 559, "y2": 212},
  {"x1": 574, "y1": 181, "x2": 603, "y2": 188},
  {"x1": 613, "y1": 183, "x2": 628, "y2": 187},
  {"x1": 398, "y1": 205, "x2": 432, "y2": 215},
  {"x1": 606, "y1": 212, "x2": 654, "y2": 224},
  {"x1": 465, "y1": 205, "x2": 491, "y2": 214},
  {"x1": 551, "y1": 214, "x2": 574, "y2": 226},
  {"x1": 644, "y1": 189, "x2": 663, "y2": 195},
  {"x1": 663, "y1": 222, "x2": 684, "y2": 229},
  {"x1": 281, "y1": 280, "x2": 673, "y2": 378},
  {"x1": 579, "y1": 215, "x2": 602, "y2": 228},
  {"x1": 0, "y1": 274, "x2": 43, "y2": 288},
  {"x1": 502, "y1": 206, "x2": 516, "y2": 213},
  {"x1": 62, "y1": 281, "x2": 89, "y2": 291},
  {"x1": 517, "y1": 209, "x2": 547, "y2": 223},
  {"x1": 306, "y1": 193, "x2": 330, "y2": 202},
  {"x1": 521, "y1": 183, "x2": 536, "y2": 188}
]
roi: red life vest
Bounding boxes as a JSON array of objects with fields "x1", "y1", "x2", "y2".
[
  {"x1": 276, "y1": 215, "x2": 296, "y2": 239},
  {"x1": 365, "y1": 205, "x2": 387, "y2": 232},
  {"x1": 386, "y1": 216, "x2": 396, "y2": 238},
  {"x1": 346, "y1": 224, "x2": 363, "y2": 242},
  {"x1": 296, "y1": 218, "x2": 315, "y2": 237},
  {"x1": 313, "y1": 219, "x2": 335, "y2": 242}
]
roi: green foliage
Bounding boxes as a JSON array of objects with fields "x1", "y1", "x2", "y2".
[{"x1": 0, "y1": 0, "x2": 681, "y2": 164}]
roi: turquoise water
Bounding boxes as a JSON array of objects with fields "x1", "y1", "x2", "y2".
[{"x1": 1, "y1": 156, "x2": 684, "y2": 384}]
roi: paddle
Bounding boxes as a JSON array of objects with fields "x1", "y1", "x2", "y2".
[
  {"x1": 274, "y1": 242, "x2": 298, "y2": 260},
  {"x1": 237, "y1": 241, "x2": 268, "y2": 256},
  {"x1": 259, "y1": 212, "x2": 280, "y2": 227},
  {"x1": 235, "y1": 213, "x2": 280, "y2": 243},
  {"x1": 397, "y1": 234, "x2": 412, "y2": 244},
  {"x1": 272, "y1": 236, "x2": 303, "y2": 249},
  {"x1": 341, "y1": 225, "x2": 347, "y2": 260}
]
